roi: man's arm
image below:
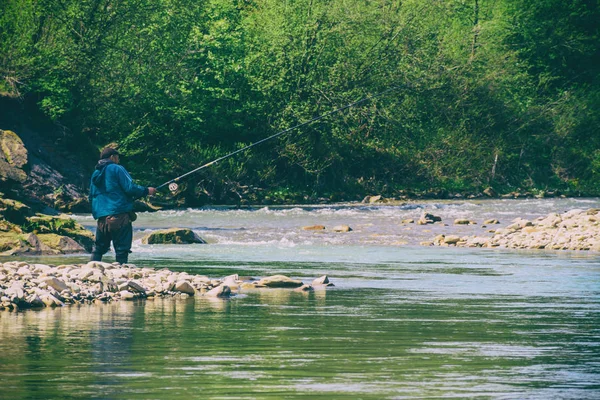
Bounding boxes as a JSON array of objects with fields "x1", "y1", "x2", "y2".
[{"x1": 115, "y1": 165, "x2": 155, "y2": 198}]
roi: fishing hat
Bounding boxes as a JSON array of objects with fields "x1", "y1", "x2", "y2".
[{"x1": 100, "y1": 147, "x2": 120, "y2": 159}]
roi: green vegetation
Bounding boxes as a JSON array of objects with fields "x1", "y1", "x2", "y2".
[{"x1": 1, "y1": 0, "x2": 599, "y2": 203}]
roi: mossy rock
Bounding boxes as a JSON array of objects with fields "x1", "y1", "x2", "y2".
[
  {"x1": 0, "y1": 231, "x2": 25, "y2": 254},
  {"x1": 142, "y1": 228, "x2": 206, "y2": 245},
  {"x1": 23, "y1": 214, "x2": 94, "y2": 251},
  {"x1": 0, "y1": 196, "x2": 33, "y2": 225},
  {"x1": 0, "y1": 129, "x2": 28, "y2": 183},
  {"x1": 37, "y1": 233, "x2": 86, "y2": 253},
  {"x1": 24, "y1": 214, "x2": 78, "y2": 233}
]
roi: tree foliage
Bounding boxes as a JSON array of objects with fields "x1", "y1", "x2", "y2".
[{"x1": 1, "y1": 0, "x2": 599, "y2": 202}]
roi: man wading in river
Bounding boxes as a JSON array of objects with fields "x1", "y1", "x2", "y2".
[{"x1": 89, "y1": 147, "x2": 156, "y2": 264}]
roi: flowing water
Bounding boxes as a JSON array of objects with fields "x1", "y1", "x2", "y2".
[{"x1": 1, "y1": 198, "x2": 600, "y2": 399}]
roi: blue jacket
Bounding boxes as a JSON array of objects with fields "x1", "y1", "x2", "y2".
[{"x1": 89, "y1": 160, "x2": 149, "y2": 219}]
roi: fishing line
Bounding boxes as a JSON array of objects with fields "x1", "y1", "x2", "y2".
[{"x1": 157, "y1": 86, "x2": 401, "y2": 192}]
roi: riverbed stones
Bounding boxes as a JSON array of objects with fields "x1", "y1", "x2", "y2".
[
  {"x1": 426, "y1": 208, "x2": 600, "y2": 252},
  {"x1": 0, "y1": 261, "x2": 334, "y2": 311}
]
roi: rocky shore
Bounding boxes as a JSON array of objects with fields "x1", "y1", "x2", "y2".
[
  {"x1": 426, "y1": 208, "x2": 600, "y2": 251},
  {"x1": 0, "y1": 260, "x2": 333, "y2": 311}
]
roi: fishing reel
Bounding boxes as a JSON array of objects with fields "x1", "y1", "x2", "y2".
[{"x1": 168, "y1": 182, "x2": 178, "y2": 192}]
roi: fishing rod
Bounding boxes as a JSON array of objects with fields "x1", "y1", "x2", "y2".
[{"x1": 157, "y1": 86, "x2": 401, "y2": 192}]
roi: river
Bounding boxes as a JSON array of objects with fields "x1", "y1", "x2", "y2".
[{"x1": 1, "y1": 198, "x2": 599, "y2": 399}]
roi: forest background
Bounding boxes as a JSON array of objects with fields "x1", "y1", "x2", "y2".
[{"x1": 1, "y1": 0, "x2": 599, "y2": 206}]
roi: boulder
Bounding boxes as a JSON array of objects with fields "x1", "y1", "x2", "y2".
[
  {"x1": 118, "y1": 280, "x2": 146, "y2": 293},
  {"x1": 454, "y1": 219, "x2": 471, "y2": 225},
  {"x1": 205, "y1": 285, "x2": 231, "y2": 298},
  {"x1": 418, "y1": 212, "x2": 441, "y2": 225},
  {"x1": 0, "y1": 197, "x2": 33, "y2": 225},
  {"x1": 38, "y1": 234, "x2": 86, "y2": 253},
  {"x1": 175, "y1": 280, "x2": 195, "y2": 295},
  {"x1": 331, "y1": 225, "x2": 352, "y2": 232},
  {"x1": 312, "y1": 275, "x2": 330, "y2": 285},
  {"x1": 142, "y1": 228, "x2": 206, "y2": 245},
  {"x1": 483, "y1": 187, "x2": 497, "y2": 197},
  {"x1": 43, "y1": 277, "x2": 70, "y2": 293},
  {"x1": 0, "y1": 129, "x2": 28, "y2": 183},
  {"x1": 256, "y1": 275, "x2": 304, "y2": 288},
  {"x1": 294, "y1": 284, "x2": 313, "y2": 292},
  {"x1": 443, "y1": 235, "x2": 461, "y2": 245},
  {"x1": 302, "y1": 225, "x2": 326, "y2": 231},
  {"x1": 119, "y1": 290, "x2": 136, "y2": 300},
  {"x1": 483, "y1": 219, "x2": 500, "y2": 225},
  {"x1": 362, "y1": 195, "x2": 383, "y2": 204}
]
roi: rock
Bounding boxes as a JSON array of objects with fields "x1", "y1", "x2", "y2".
[
  {"x1": 37, "y1": 234, "x2": 86, "y2": 254},
  {"x1": 483, "y1": 219, "x2": 500, "y2": 225},
  {"x1": 5, "y1": 283, "x2": 25, "y2": 302},
  {"x1": 312, "y1": 275, "x2": 330, "y2": 285},
  {"x1": 418, "y1": 212, "x2": 441, "y2": 225},
  {"x1": 142, "y1": 228, "x2": 206, "y2": 244},
  {"x1": 205, "y1": 285, "x2": 231, "y2": 298},
  {"x1": 443, "y1": 235, "x2": 461, "y2": 245},
  {"x1": 454, "y1": 219, "x2": 471, "y2": 225},
  {"x1": 26, "y1": 294, "x2": 45, "y2": 308},
  {"x1": 41, "y1": 293, "x2": 64, "y2": 307},
  {"x1": 0, "y1": 130, "x2": 28, "y2": 184},
  {"x1": 118, "y1": 280, "x2": 146, "y2": 293},
  {"x1": 240, "y1": 282, "x2": 257, "y2": 290},
  {"x1": 0, "y1": 197, "x2": 33, "y2": 226},
  {"x1": 43, "y1": 277, "x2": 70, "y2": 293},
  {"x1": 294, "y1": 284, "x2": 313, "y2": 292},
  {"x1": 362, "y1": 195, "x2": 383, "y2": 204},
  {"x1": 401, "y1": 219, "x2": 415, "y2": 224},
  {"x1": 483, "y1": 187, "x2": 497, "y2": 197},
  {"x1": 256, "y1": 275, "x2": 304, "y2": 288},
  {"x1": 331, "y1": 225, "x2": 352, "y2": 232},
  {"x1": 119, "y1": 290, "x2": 136, "y2": 300},
  {"x1": 302, "y1": 225, "x2": 326, "y2": 231},
  {"x1": 368, "y1": 195, "x2": 383, "y2": 204},
  {"x1": 175, "y1": 281, "x2": 195, "y2": 295}
]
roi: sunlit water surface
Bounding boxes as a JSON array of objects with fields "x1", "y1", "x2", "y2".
[{"x1": 1, "y1": 198, "x2": 599, "y2": 399}]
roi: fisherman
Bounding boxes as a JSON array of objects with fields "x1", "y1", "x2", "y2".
[{"x1": 89, "y1": 147, "x2": 156, "y2": 264}]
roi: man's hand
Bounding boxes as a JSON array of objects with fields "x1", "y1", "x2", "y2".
[{"x1": 148, "y1": 187, "x2": 157, "y2": 196}]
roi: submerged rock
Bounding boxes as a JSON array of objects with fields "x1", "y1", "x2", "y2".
[
  {"x1": 418, "y1": 212, "x2": 441, "y2": 225},
  {"x1": 256, "y1": 275, "x2": 304, "y2": 288},
  {"x1": 302, "y1": 225, "x2": 326, "y2": 231},
  {"x1": 331, "y1": 225, "x2": 352, "y2": 233}
]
